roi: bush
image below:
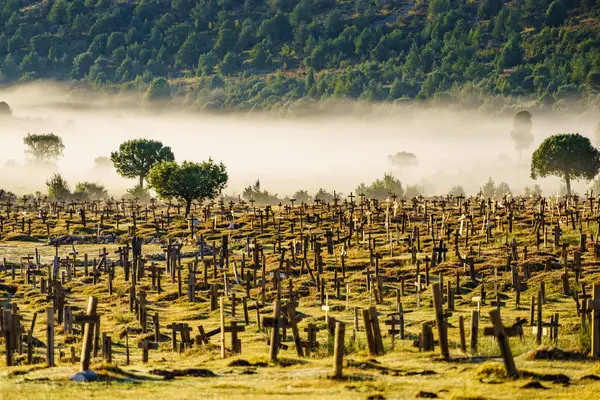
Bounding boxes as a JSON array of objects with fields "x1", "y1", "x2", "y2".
[
  {"x1": 124, "y1": 184, "x2": 151, "y2": 202},
  {"x1": 74, "y1": 182, "x2": 108, "y2": 200},
  {"x1": 46, "y1": 173, "x2": 70, "y2": 199}
]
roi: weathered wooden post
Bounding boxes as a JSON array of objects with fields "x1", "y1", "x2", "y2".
[
  {"x1": 80, "y1": 296, "x2": 98, "y2": 371},
  {"x1": 536, "y1": 290, "x2": 543, "y2": 345},
  {"x1": 590, "y1": 284, "x2": 600, "y2": 357},
  {"x1": 332, "y1": 321, "x2": 345, "y2": 379},
  {"x1": 46, "y1": 307, "x2": 55, "y2": 367},
  {"x1": 286, "y1": 302, "x2": 304, "y2": 357},
  {"x1": 459, "y1": 316, "x2": 466, "y2": 353},
  {"x1": 470, "y1": 310, "x2": 479, "y2": 353},
  {"x1": 362, "y1": 308, "x2": 376, "y2": 355},
  {"x1": 488, "y1": 309, "x2": 518, "y2": 378},
  {"x1": 432, "y1": 283, "x2": 449, "y2": 358},
  {"x1": 269, "y1": 300, "x2": 281, "y2": 362}
]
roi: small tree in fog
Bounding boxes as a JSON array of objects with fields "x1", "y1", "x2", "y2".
[
  {"x1": 0, "y1": 101, "x2": 12, "y2": 116},
  {"x1": 74, "y1": 182, "x2": 108, "y2": 200},
  {"x1": 387, "y1": 151, "x2": 419, "y2": 168},
  {"x1": 448, "y1": 185, "x2": 465, "y2": 197},
  {"x1": 111, "y1": 139, "x2": 175, "y2": 189},
  {"x1": 292, "y1": 189, "x2": 310, "y2": 203},
  {"x1": 243, "y1": 180, "x2": 280, "y2": 205},
  {"x1": 481, "y1": 177, "x2": 496, "y2": 199},
  {"x1": 314, "y1": 188, "x2": 334, "y2": 203},
  {"x1": 510, "y1": 110, "x2": 534, "y2": 160},
  {"x1": 148, "y1": 159, "x2": 228, "y2": 217},
  {"x1": 24, "y1": 133, "x2": 65, "y2": 163},
  {"x1": 143, "y1": 77, "x2": 171, "y2": 105},
  {"x1": 124, "y1": 184, "x2": 151, "y2": 202},
  {"x1": 355, "y1": 173, "x2": 403, "y2": 200},
  {"x1": 94, "y1": 156, "x2": 112, "y2": 169},
  {"x1": 46, "y1": 173, "x2": 70, "y2": 199},
  {"x1": 531, "y1": 133, "x2": 600, "y2": 196},
  {"x1": 405, "y1": 184, "x2": 423, "y2": 198},
  {"x1": 523, "y1": 184, "x2": 543, "y2": 198},
  {"x1": 495, "y1": 182, "x2": 512, "y2": 199}
]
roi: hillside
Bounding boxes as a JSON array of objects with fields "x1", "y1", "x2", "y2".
[{"x1": 1, "y1": 0, "x2": 600, "y2": 111}]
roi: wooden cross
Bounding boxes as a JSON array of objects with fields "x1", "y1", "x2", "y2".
[
  {"x1": 73, "y1": 297, "x2": 99, "y2": 371},
  {"x1": 485, "y1": 309, "x2": 518, "y2": 377},
  {"x1": 138, "y1": 340, "x2": 158, "y2": 363}
]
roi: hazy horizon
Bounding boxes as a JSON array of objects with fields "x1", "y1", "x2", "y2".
[{"x1": 1, "y1": 83, "x2": 598, "y2": 199}]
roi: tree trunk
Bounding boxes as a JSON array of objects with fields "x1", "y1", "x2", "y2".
[
  {"x1": 139, "y1": 175, "x2": 144, "y2": 189},
  {"x1": 185, "y1": 199, "x2": 192, "y2": 218},
  {"x1": 565, "y1": 173, "x2": 571, "y2": 197}
]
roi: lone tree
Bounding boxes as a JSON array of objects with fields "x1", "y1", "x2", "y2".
[
  {"x1": 531, "y1": 133, "x2": 600, "y2": 196},
  {"x1": 111, "y1": 139, "x2": 174, "y2": 189},
  {"x1": 0, "y1": 101, "x2": 12, "y2": 116},
  {"x1": 46, "y1": 173, "x2": 70, "y2": 199},
  {"x1": 387, "y1": 151, "x2": 419, "y2": 168},
  {"x1": 93, "y1": 156, "x2": 112, "y2": 169},
  {"x1": 510, "y1": 110, "x2": 533, "y2": 160},
  {"x1": 23, "y1": 133, "x2": 65, "y2": 163},
  {"x1": 143, "y1": 78, "x2": 171, "y2": 106},
  {"x1": 74, "y1": 182, "x2": 108, "y2": 200},
  {"x1": 148, "y1": 159, "x2": 228, "y2": 217}
]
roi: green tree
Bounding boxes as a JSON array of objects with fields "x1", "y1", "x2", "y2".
[
  {"x1": 0, "y1": 101, "x2": 12, "y2": 116},
  {"x1": 449, "y1": 185, "x2": 465, "y2": 197},
  {"x1": 74, "y1": 182, "x2": 108, "y2": 200},
  {"x1": 214, "y1": 20, "x2": 237, "y2": 55},
  {"x1": 510, "y1": 110, "x2": 534, "y2": 159},
  {"x1": 46, "y1": 173, "x2": 70, "y2": 199},
  {"x1": 218, "y1": 51, "x2": 238, "y2": 75},
  {"x1": 110, "y1": 139, "x2": 175, "y2": 188},
  {"x1": 292, "y1": 189, "x2": 310, "y2": 203},
  {"x1": 481, "y1": 177, "x2": 496, "y2": 198},
  {"x1": 94, "y1": 156, "x2": 112, "y2": 169},
  {"x1": 546, "y1": 0, "x2": 568, "y2": 27},
  {"x1": 478, "y1": 0, "x2": 503, "y2": 19},
  {"x1": 1, "y1": 55, "x2": 19, "y2": 81},
  {"x1": 20, "y1": 51, "x2": 42, "y2": 74},
  {"x1": 148, "y1": 159, "x2": 228, "y2": 216},
  {"x1": 495, "y1": 182, "x2": 512, "y2": 198},
  {"x1": 497, "y1": 36, "x2": 522, "y2": 69},
  {"x1": 23, "y1": 133, "x2": 65, "y2": 163},
  {"x1": 314, "y1": 188, "x2": 334, "y2": 203},
  {"x1": 143, "y1": 77, "x2": 171, "y2": 105},
  {"x1": 387, "y1": 151, "x2": 419, "y2": 168},
  {"x1": 531, "y1": 133, "x2": 600, "y2": 195},
  {"x1": 48, "y1": 0, "x2": 68, "y2": 24}
]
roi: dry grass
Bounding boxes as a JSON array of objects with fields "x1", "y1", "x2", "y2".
[{"x1": 1, "y1": 197, "x2": 600, "y2": 399}]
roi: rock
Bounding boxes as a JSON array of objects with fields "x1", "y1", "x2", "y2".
[{"x1": 70, "y1": 370, "x2": 98, "y2": 382}]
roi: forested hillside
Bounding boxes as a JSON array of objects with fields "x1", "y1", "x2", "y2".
[{"x1": 1, "y1": 0, "x2": 600, "y2": 111}]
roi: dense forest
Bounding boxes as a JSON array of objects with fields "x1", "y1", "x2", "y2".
[{"x1": 1, "y1": 0, "x2": 599, "y2": 111}]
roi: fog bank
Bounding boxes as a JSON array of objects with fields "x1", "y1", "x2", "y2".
[{"x1": 1, "y1": 83, "x2": 598, "y2": 199}]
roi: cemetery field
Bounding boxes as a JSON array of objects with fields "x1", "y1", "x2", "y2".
[{"x1": 1, "y1": 196, "x2": 600, "y2": 399}]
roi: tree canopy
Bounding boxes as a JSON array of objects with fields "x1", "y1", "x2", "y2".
[
  {"x1": 23, "y1": 133, "x2": 65, "y2": 163},
  {"x1": 531, "y1": 133, "x2": 600, "y2": 195},
  {"x1": 388, "y1": 151, "x2": 419, "y2": 168},
  {"x1": 0, "y1": 102, "x2": 12, "y2": 116},
  {"x1": 0, "y1": 0, "x2": 598, "y2": 111},
  {"x1": 148, "y1": 159, "x2": 228, "y2": 216},
  {"x1": 510, "y1": 110, "x2": 534, "y2": 157},
  {"x1": 355, "y1": 173, "x2": 404, "y2": 200},
  {"x1": 46, "y1": 173, "x2": 70, "y2": 199},
  {"x1": 110, "y1": 139, "x2": 175, "y2": 188}
]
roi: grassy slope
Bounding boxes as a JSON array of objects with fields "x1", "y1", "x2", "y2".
[{"x1": 1, "y1": 201, "x2": 600, "y2": 399}]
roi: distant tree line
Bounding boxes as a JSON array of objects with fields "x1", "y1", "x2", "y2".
[{"x1": 0, "y1": 0, "x2": 599, "y2": 111}]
